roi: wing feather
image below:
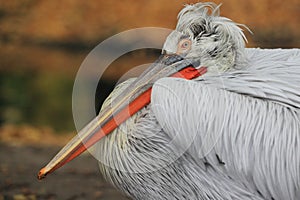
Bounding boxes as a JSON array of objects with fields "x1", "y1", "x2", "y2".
[{"x1": 151, "y1": 48, "x2": 300, "y2": 200}]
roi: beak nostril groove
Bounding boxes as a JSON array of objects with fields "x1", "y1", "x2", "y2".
[{"x1": 163, "y1": 54, "x2": 184, "y2": 65}]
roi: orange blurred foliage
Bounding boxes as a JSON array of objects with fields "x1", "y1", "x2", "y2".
[{"x1": 0, "y1": 0, "x2": 299, "y2": 46}]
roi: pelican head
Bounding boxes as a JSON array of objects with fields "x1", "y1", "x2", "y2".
[
  {"x1": 38, "y1": 2, "x2": 248, "y2": 179},
  {"x1": 163, "y1": 3, "x2": 248, "y2": 73}
]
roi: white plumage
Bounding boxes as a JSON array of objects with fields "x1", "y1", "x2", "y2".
[
  {"x1": 37, "y1": 2, "x2": 300, "y2": 200},
  {"x1": 97, "y1": 48, "x2": 300, "y2": 200},
  {"x1": 152, "y1": 48, "x2": 300, "y2": 200},
  {"x1": 96, "y1": 3, "x2": 300, "y2": 200}
]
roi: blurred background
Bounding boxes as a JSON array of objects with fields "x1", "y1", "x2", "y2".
[{"x1": 0, "y1": 0, "x2": 299, "y2": 199}]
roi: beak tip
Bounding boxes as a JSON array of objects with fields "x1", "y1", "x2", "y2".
[{"x1": 37, "y1": 167, "x2": 48, "y2": 180}]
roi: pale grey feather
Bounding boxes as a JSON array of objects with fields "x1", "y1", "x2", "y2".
[
  {"x1": 97, "y1": 78, "x2": 264, "y2": 200},
  {"x1": 151, "y1": 48, "x2": 300, "y2": 200},
  {"x1": 95, "y1": 2, "x2": 300, "y2": 200}
]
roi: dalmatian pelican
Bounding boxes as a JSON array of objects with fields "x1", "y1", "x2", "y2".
[{"x1": 38, "y1": 3, "x2": 300, "y2": 200}]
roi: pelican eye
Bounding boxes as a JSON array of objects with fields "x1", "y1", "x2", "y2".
[
  {"x1": 182, "y1": 41, "x2": 189, "y2": 48},
  {"x1": 177, "y1": 39, "x2": 191, "y2": 54}
]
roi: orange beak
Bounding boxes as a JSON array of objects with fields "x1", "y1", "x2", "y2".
[{"x1": 37, "y1": 55, "x2": 207, "y2": 180}]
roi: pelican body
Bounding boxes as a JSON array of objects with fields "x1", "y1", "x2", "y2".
[{"x1": 39, "y1": 3, "x2": 300, "y2": 200}]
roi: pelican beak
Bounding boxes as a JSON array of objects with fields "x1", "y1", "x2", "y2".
[{"x1": 37, "y1": 54, "x2": 206, "y2": 180}]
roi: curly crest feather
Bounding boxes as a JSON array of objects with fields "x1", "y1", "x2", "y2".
[{"x1": 173, "y1": 2, "x2": 249, "y2": 70}]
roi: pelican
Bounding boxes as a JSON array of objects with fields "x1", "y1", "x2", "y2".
[{"x1": 38, "y1": 3, "x2": 300, "y2": 200}]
